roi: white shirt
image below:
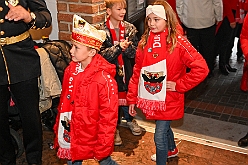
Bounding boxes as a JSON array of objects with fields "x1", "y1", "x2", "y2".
[{"x1": 176, "y1": 0, "x2": 223, "y2": 29}]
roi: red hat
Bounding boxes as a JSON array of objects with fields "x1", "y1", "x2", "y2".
[{"x1": 72, "y1": 15, "x2": 106, "y2": 50}]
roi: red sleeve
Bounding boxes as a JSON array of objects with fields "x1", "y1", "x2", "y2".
[
  {"x1": 126, "y1": 47, "x2": 143, "y2": 105},
  {"x1": 175, "y1": 37, "x2": 209, "y2": 93},
  {"x1": 245, "y1": 0, "x2": 248, "y2": 11},
  {"x1": 241, "y1": 15, "x2": 248, "y2": 60},
  {"x1": 223, "y1": 0, "x2": 236, "y2": 23},
  {"x1": 94, "y1": 73, "x2": 118, "y2": 160}
]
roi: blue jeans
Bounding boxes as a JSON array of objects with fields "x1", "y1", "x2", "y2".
[
  {"x1": 67, "y1": 156, "x2": 118, "y2": 165},
  {"x1": 154, "y1": 120, "x2": 176, "y2": 165},
  {"x1": 121, "y1": 106, "x2": 133, "y2": 122}
]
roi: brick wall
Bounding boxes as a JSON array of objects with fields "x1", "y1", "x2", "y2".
[{"x1": 57, "y1": 0, "x2": 106, "y2": 41}]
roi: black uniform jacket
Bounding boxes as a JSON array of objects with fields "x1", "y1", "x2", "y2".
[{"x1": 0, "y1": 0, "x2": 51, "y2": 85}]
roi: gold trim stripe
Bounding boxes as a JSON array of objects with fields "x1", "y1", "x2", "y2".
[{"x1": 0, "y1": 31, "x2": 30, "y2": 46}]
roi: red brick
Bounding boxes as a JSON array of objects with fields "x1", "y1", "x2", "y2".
[
  {"x1": 83, "y1": 13, "x2": 105, "y2": 24},
  {"x1": 59, "y1": 32, "x2": 71, "y2": 41},
  {"x1": 81, "y1": 0, "x2": 104, "y2": 3},
  {"x1": 214, "y1": 105, "x2": 225, "y2": 113},
  {"x1": 69, "y1": 24, "x2": 73, "y2": 33},
  {"x1": 205, "y1": 103, "x2": 216, "y2": 111},
  {"x1": 222, "y1": 107, "x2": 233, "y2": 115},
  {"x1": 232, "y1": 108, "x2": 242, "y2": 117},
  {"x1": 57, "y1": 3, "x2": 67, "y2": 12},
  {"x1": 58, "y1": 23, "x2": 69, "y2": 31},
  {"x1": 57, "y1": 13, "x2": 73, "y2": 23},
  {"x1": 184, "y1": 100, "x2": 192, "y2": 106},
  {"x1": 197, "y1": 102, "x2": 208, "y2": 110},
  {"x1": 58, "y1": 0, "x2": 79, "y2": 2},
  {"x1": 241, "y1": 110, "x2": 248, "y2": 118},
  {"x1": 188, "y1": 100, "x2": 200, "y2": 108},
  {"x1": 69, "y1": 4, "x2": 99, "y2": 14}
]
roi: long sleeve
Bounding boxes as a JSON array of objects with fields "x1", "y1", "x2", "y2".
[
  {"x1": 99, "y1": 21, "x2": 138, "y2": 63},
  {"x1": 213, "y1": 0, "x2": 224, "y2": 22},
  {"x1": 28, "y1": 0, "x2": 52, "y2": 29},
  {"x1": 94, "y1": 73, "x2": 118, "y2": 160},
  {"x1": 175, "y1": 37, "x2": 209, "y2": 93},
  {"x1": 176, "y1": 0, "x2": 183, "y2": 22},
  {"x1": 126, "y1": 48, "x2": 143, "y2": 105},
  {"x1": 241, "y1": 15, "x2": 248, "y2": 60}
]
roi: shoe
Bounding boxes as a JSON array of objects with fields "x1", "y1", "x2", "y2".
[
  {"x1": 238, "y1": 133, "x2": 248, "y2": 147},
  {"x1": 127, "y1": 120, "x2": 142, "y2": 136},
  {"x1": 219, "y1": 65, "x2": 229, "y2": 75},
  {"x1": 114, "y1": 129, "x2": 122, "y2": 146},
  {"x1": 151, "y1": 148, "x2": 179, "y2": 161},
  {"x1": 226, "y1": 64, "x2": 237, "y2": 72}
]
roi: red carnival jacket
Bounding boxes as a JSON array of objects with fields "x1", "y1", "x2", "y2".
[
  {"x1": 216, "y1": 0, "x2": 238, "y2": 32},
  {"x1": 127, "y1": 33, "x2": 209, "y2": 120},
  {"x1": 240, "y1": 14, "x2": 248, "y2": 91},
  {"x1": 53, "y1": 54, "x2": 118, "y2": 161}
]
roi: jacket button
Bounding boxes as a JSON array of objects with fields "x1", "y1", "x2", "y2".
[
  {"x1": 0, "y1": 19, "x2": 4, "y2": 23},
  {"x1": 0, "y1": 7, "x2": 3, "y2": 12},
  {"x1": 0, "y1": 31, "x2": 4, "y2": 35}
]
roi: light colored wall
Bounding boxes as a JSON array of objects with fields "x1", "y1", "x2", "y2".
[{"x1": 47, "y1": 0, "x2": 59, "y2": 40}]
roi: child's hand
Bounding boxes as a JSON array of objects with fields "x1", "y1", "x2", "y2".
[
  {"x1": 166, "y1": 81, "x2": 176, "y2": 91},
  {"x1": 120, "y1": 37, "x2": 131, "y2": 51},
  {"x1": 129, "y1": 104, "x2": 137, "y2": 116}
]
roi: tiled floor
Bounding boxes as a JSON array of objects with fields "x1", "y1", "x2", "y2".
[
  {"x1": 185, "y1": 51, "x2": 248, "y2": 126},
  {"x1": 16, "y1": 126, "x2": 247, "y2": 165},
  {"x1": 16, "y1": 39, "x2": 248, "y2": 164}
]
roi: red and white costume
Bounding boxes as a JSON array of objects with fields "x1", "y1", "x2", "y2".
[{"x1": 127, "y1": 30, "x2": 209, "y2": 120}]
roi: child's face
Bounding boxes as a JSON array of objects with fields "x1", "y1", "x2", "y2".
[
  {"x1": 107, "y1": 3, "x2": 126, "y2": 21},
  {"x1": 147, "y1": 13, "x2": 167, "y2": 33},
  {"x1": 70, "y1": 41, "x2": 95, "y2": 65}
]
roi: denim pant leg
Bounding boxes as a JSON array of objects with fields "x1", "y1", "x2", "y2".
[
  {"x1": 67, "y1": 160, "x2": 82, "y2": 165},
  {"x1": 121, "y1": 106, "x2": 133, "y2": 122},
  {"x1": 167, "y1": 127, "x2": 176, "y2": 151},
  {"x1": 154, "y1": 120, "x2": 175, "y2": 165},
  {"x1": 99, "y1": 156, "x2": 119, "y2": 165}
]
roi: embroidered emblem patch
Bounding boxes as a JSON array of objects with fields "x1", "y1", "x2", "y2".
[
  {"x1": 142, "y1": 70, "x2": 165, "y2": 95},
  {"x1": 61, "y1": 116, "x2": 71, "y2": 143}
]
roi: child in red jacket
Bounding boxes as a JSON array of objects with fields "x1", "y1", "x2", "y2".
[
  {"x1": 53, "y1": 15, "x2": 119, "y2": 165},
  {"x1": 127, "y1": 1, "x2": 209, "y2": 164}
]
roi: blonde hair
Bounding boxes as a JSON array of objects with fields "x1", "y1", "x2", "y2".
[
  {"x1": 139, "y1": 0, "x2": 179, "y2": 53},
  {"x1": 105, "y1": 0, "x2": 126, "y2": 9}
]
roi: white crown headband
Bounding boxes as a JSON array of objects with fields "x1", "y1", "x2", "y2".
[{"x1": 146, "y1": 5, "x2": 167, "y2": 20}]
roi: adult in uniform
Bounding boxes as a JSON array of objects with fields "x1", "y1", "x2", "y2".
[{"x1": 0, "y1": 0, "x2": 51, "y2": 165}]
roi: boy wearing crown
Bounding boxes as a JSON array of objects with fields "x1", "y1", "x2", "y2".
[{"x1": 53, "y1": 15, "x2": 119, "y2": 165}]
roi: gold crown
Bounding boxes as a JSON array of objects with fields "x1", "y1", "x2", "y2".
[{"x1": 72, "y1": 14, "x2": 106, "y2": 50}]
